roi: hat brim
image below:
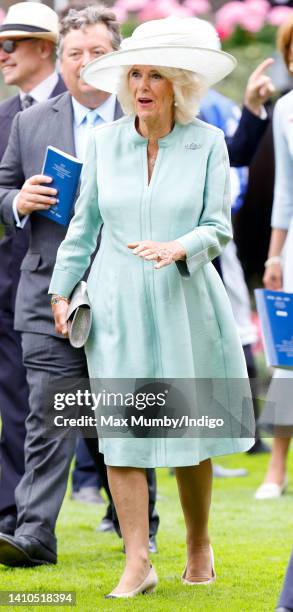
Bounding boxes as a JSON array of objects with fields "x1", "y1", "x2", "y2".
[
  {"x1": 82, "y1": 45, "x2": 236, "y2": 93},
  {"x1": 0, "y1": 29, "x2": 57, "y2": 43}
]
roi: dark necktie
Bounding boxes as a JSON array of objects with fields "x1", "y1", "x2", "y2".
[{"x1": 21, "y1": 94, "x2": 35, "y2": 110}]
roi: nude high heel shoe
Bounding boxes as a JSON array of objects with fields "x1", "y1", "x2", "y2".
[
  {"x1": 105, "y1": 565, "x2": 158, "y2": 599},
  {"x1": 182, "y1": 545, "x2": 216, "y2": 585}
]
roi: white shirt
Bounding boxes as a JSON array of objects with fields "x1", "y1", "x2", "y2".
[
  {"x1": 221, "y1": 240, "x2": 257, "y2": 346},
  {"x1": 71, "y1": 94, "x2": 116, "y2": 162},
  {"x1": 271, "y1": 90, "x2": 293, "y2": 291},
  {"x1": 19, "y1": 71, "x2": 59, "y2": 105}
]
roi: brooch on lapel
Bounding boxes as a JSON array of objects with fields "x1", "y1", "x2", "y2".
[{"x1": 185, "y1": 143, "x2": 202, "y2": 150}]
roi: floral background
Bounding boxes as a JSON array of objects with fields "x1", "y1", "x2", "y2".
[
  {"x1": 1, "y1": 0, "x2": 293, "y2": 101},
  {"x1": 108, "y1": 0, "x2": 293, "y2": 101}
]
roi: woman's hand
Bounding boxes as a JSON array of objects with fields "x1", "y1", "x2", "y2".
[
  {"x1": 51, "y1": 297, "x2": 70, "y2": 337},
  {"x1": 263, "y1": 262, "x2": 283, "y2": 290},
  {"x1": 128, "y1": 240, "x2": 186, "y2": 269}
]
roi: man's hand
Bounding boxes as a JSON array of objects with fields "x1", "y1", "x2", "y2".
[
  {"x1": 52, "y1": 299, "x2": 69, "y2": 337},
  {"x1": 17, "y1": 174, "x2": 58, "y2": 217},
  {"x1": 244, "y1": 58, "x2": 275, "y2": 117},
  {"x1": 128, "y1": 240, "x2": 186, "y2": 269}
]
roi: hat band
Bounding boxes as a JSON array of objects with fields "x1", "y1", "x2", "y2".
[{"x1": 0, "y1": 24, "x2": 51, "y2": 34}]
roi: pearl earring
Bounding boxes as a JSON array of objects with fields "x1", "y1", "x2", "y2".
[{"x1": 174, "y1": 100, "x2": 178, "y2": 107}]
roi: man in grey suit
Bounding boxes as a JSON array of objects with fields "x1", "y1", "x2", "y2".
[
  {"x1": 0, "y1": 5, "x2": 159, "y2": 567},
  {"x1": 0, "y1": 1, "x2": 66, "y2": 537},
  {"x1": 0, "y1": 6, "x2": 125, "y2": 567}
]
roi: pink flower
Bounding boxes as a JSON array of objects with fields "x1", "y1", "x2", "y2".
[
  {"x1": 215, "y1": 0, "x2": 270, "y2": 36},
  {"x1": 115, "y1": 0, "x2": 148, "y2": 11},
  {"x1": 245, "y1": 0, "x2": 270, "y2": 18},
  {"x1": 240, "y1": 0, "x2": 269, "y2": 32},
  {"x1": 168, "y1": 3, "x2": 193, "y2": 17},
  {"x1": 139, "y1": 0, "x2": 192, "y2": 21},
  {"x1": 215, "y1": 1, "x2": 247, "y2": 26},
  {"x1": 267, "y1": 6, "x2": 293, "y2": 26},
  {"x1": 216, "y1": 23, "x2": 235, "y2": 40},
  {"x1": 184, "y1": 0, "x2": 211, "y2": 15},
  {"x1": 111, "y1": 4, "x2": 128, "y2": 22},
  {"x1": 215, "y1": 2, "x2": 246, "y2": 38},
  {"x1": 241, "y1": 11, "x2": 266, "y2": 33}
]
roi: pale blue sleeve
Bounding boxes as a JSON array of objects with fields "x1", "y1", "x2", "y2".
[
  {"x1": 271, "y1": 99, "x2": 293, "y2": 230},
  {"x1": 49, "y1": 133, "x2": 102, "y2": 297},
  {"x1": 176, "y1": 132, "x2": 232, "y2": 278}
]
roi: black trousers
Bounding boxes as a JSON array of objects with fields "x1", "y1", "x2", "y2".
[
  {"x1": 15, "y1": 332, "x2": 158, "y2": 554},
  {"x1": 0, "y1": 314, "x2": 29, "y2": 516},
  {"x1": 85, "y1": 437, "x2": 159, "y2": 538},
  {"x1": 72, "y1": 438, "x2": 101, "y2": 490}
]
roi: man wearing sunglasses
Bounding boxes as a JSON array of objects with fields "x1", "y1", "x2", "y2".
[{"x1": 0, "y1": 1, "x2": 65, "y2": 537}]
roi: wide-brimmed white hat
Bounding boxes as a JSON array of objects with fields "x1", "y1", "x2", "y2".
[
  {"x1": 82, "y1": 17, "x2": 236, "y2": 93},
  {"x1": 0, "y1": 2, "x2": 59, "y2": 43}
]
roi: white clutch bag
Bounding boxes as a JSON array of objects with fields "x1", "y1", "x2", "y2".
[{"x1": 66, "y1": 281, "x2": 92, "y2": 348}]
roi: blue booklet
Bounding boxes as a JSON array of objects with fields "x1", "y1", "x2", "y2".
[
  {"x1": 37, "y1": 146, "x2": 83, "y2": 226},
  {"x1": 254, "y1": 289, "x2": 293, "y2": 368}
]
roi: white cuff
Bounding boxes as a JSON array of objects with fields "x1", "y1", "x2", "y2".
[{"x1": 13, "y1": 195, "x2": 29, "y2": 228}]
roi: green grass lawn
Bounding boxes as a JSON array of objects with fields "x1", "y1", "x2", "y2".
[{"x1": 0, "y1": 448, "x2": 292, "y2": 611}]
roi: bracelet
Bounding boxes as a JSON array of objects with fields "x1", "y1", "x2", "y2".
[
  {"x1": 51, "y1": 295, "x2": 70, "y2": 306},
  {"x1": 264, "y1": 256, "x2": 282, "y2": 268}
]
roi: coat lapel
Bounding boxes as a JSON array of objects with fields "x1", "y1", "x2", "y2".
[
  {"x1": 51, "y1": 92, "x2": 76, "y2": 156},
  {"x1": 48, "y1": 94, "x2": 122, "y2": 159},
  {"x1": 3, "y1": 95, "x2": 22, "y2": 118},
  {"x1": 51, "y1": 75, "x2": 66, "y2": 98}
]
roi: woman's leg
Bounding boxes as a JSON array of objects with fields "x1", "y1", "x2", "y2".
[
  {"x1": 175, "y1": 459, "x2": 213, "y2": 581},
  {"x1": 106, "y1": 466, "x2": 150, "y2": 593},
  {"x1": 263, "y1": 436, "x2": 291, "y2": 485}
]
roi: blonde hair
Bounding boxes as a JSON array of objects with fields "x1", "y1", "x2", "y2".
[
  {"x1": 277, "y1": 13, "x2": 293, "y2": 73},
  {"x1": 116, "y1": 65, "x2": 206, "y2": 124}
]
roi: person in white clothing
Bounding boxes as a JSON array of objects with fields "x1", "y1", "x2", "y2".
[{"x1": 255, "y1": 14, "x2": 293, "y2": 501}]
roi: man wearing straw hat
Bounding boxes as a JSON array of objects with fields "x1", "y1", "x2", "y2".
[{"x1": 0, "y1": 1, "x2": 65, "y2": 537}]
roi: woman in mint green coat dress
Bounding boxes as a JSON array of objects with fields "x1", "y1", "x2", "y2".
[{"x1": 50, "y1": 17, "x2": 254, "y2": 598}]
